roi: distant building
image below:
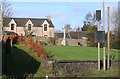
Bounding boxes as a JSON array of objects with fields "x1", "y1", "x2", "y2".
[
  {"x1": 3, "y1": 16, "x2": 55, "y2": 37},
  {"x1": 56, "y1": 31, "x2": 87, "y2": 39}
]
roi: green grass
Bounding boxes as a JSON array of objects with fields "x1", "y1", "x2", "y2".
[
  {"x1": 2, "y1": 43, "x2": 46, "y2": 78},
  {"x1": 2, "y1": 44, "x2": 119, "y2": 77},
  {"x1": 44, "y1": 46, "x2": 119, "y2": 60},
  {"x1": 49, "y1": 69, "x2": 118, "y2": 77},
  {"x1": 75, "y1": 69, "x2": 118, "y2": 77}
]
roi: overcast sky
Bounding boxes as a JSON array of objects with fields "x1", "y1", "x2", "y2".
[{"x1": 9, "y1": 1, "x2": 118, "y2": 31}]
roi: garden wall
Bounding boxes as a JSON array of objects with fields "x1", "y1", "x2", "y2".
[
  {"x1": 41, "y1": 60, "x2": 120, "y2": 76},
  {"x1": 31, "y1": 37, "x2": 88, "y2": 46},
  {"x1": 32, "y1": 36, "x2": 50, "y2": 43},
  {"x1": 56, "y1": 38, "x2": 87, "y2": 46},
  {"x1": 30, "y1": 37, "x2": 88, "y2": 46}
]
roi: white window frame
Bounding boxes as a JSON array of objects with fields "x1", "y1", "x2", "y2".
[
  {"x1": 25, "y1": 20, "x2": 34, "y2": 32},
  {"x1": 9, "y1": 19, "x2": 17, "y2": 32},
  {"x1": 42, "y1": 20, "x2": 49, "y2": 32}
]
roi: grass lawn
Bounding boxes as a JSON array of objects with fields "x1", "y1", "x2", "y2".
[
  {"x1": 2, "y1": 43, "x2": 46, "y2": 78},
  {"x1": 2, "y1": 44, "x2": 119, "y2": 77},
  {"x1": 49, "y1": 69, "x2": 118, "y2": 77},
  {"x1": 44, "y1": 46, "x2": 119, "y2": 60},
  {"x1": 87, "y1": 69, "x2": 118, "y2": 77}
]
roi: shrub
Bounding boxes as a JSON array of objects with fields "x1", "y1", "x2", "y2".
[
  {"x1": 26, "y1": 35, "x2": 33, "y2": 49},
  {"x1": 87, "y1": 31, "x2": 97, "y2": 47},
  {"x1": 3, "y1": 37, "x2": 8, "y2": 43},
  {"x1": 17, "y1": 34, "x2": 24, "y2": 44},
  {"x1": 47, "y1": 51, "x2": 54, "y2": 60},
  {"x1": 25, "y1": 35, "x2": 48, "y2": 59},
  {"x1": 6, "y1": 34, "x2": 49, "y2": 59},
  {"x1": 112, "y1": 40, "x2": 120, "y2": 49}
]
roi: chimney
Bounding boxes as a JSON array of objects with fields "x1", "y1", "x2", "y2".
[{"x1": 47, "y1": 16, "x2": 51, "y2": 20}]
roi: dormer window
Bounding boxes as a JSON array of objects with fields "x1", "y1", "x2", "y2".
[
  {"x1": 25, "y1": 20, "x2": 33, "y2": 31},
  {"x1": 28, "y1": 24, "x2": 31, "y2": 31},
  {"x1": 11, "y1": 24, "x2": 14, "y2": 30},
  {"x1": 44, "y1": 24, "x2": 47, "y2": 31},
  {"x1": 9, "y1": 19, "x2": 17, "y2": 32}
]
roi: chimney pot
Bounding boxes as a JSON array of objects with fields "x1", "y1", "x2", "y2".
[{"x1": 47, "y1": 16, "x2": 51, "y2": 20}]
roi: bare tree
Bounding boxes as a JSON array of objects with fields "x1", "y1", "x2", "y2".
[
  {"x1": 0, "y1": 0, "x2": 13, "y2": 40},
  {"x1": 0, "y1": 0, "x2": 13, "y2": 30},
  {"x1": 111, "y1": 9, "x2": 118, "y2": 34},
  {"x1": 0, "y1": 0, "x2": 13, "y2": 18},
  {"x1": 82, "y1": 12, "x2": 97, "y2": 31},
  {"x1": 84, "y1": 12, "x2": 97, "y2": 27},
  {"x1": 82, "y1": 11, "x2": 103, "y2": 31},
  {"x1": 110, "y1": 9, "x2": 120, "y2": 49}
]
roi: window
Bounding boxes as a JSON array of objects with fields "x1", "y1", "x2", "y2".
[
  {"x1": 44, "y1": 24, "x2": 47, "y2": 31},
  {"x1": 11, "y1": 24, "x2": 14, "y2": 30},
  {"x1": 28, "y1": 24, "x2": 31, "y2": 30}
]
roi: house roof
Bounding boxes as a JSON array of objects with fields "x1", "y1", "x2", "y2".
[{"x1": 3, "y1": 17, "x2": 54, "y2": 27}]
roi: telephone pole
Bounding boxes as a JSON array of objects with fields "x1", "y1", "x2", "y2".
[
  {"x1": 107, "y1": 6, "x2": 110, "y2": 70},
  {"x1": 98, "y1": 21, "x2": 100, "y2": 71},
  {"x1": 103, "y1": 0, "x2": 106, "y2": 71}
]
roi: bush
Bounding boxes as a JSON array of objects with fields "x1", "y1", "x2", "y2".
[
  {"x1": 3, "y1": 37, "x2": 8, "y2": 43},
  {"x1": 4, "y1": 34, "x2": 49, "y2": 59},
  {"x1": 87, "y1": 31, "x2": 97, "y2": 47},
  {"x1": 112, "y1": 40, "x2": 120, "y2": 49},
  {"x1": 17, "y1": 34, "x2": 24, "y2": 44},
  {"x1": 47, "y1": 51, "x2": 54, "y2": 60},
  {"x1": 25, "y1": 35, "x2": 48, "y2": 59}
]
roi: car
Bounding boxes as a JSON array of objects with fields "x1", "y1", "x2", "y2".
[{"x1": 4, "y1": 31, "x2": 18, "y2": 35}]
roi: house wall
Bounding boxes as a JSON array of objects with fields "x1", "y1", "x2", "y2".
[
  {"x1": 32, "y1": 27, "x2": 43, "y2": 36},
  {"x1": 42, "y1": 27, "x2": 54, "y2": 37},
  {"x1": 16, "y1": 27, "x2": 25, "y2": 35},
  {"x1": 3, "y1": 27, "x2": 11, "y2": 32},
  {"x1": 49, "y1": 27, "x2": 55, "y2": 37},
  {"x1": 3, "y1": 27, "x2": 25, "y2": 35},
  {"x1": 3, "y1": 26, "x2": 55, "y2": 37}
]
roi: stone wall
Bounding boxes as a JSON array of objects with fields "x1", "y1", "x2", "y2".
[
  {"x1": 110, "y1": 60, "x2": 120, "y2": 70},
  {"x1": 56, "y1": 38, "x2": 87, "y2": 46},
  {"x1": 41, "y1": 60, "x2": 120, "y2": 76},
  {"x1": 32, "y1": 36, "x2": 50, "y2": 44},
  {"x1": 31, "y1": 37, "x2": 88, "y2": 46}
]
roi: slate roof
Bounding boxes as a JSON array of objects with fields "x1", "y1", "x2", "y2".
[{"x1": 3, "y1": 17, "x2": 54, "y2": 27}]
